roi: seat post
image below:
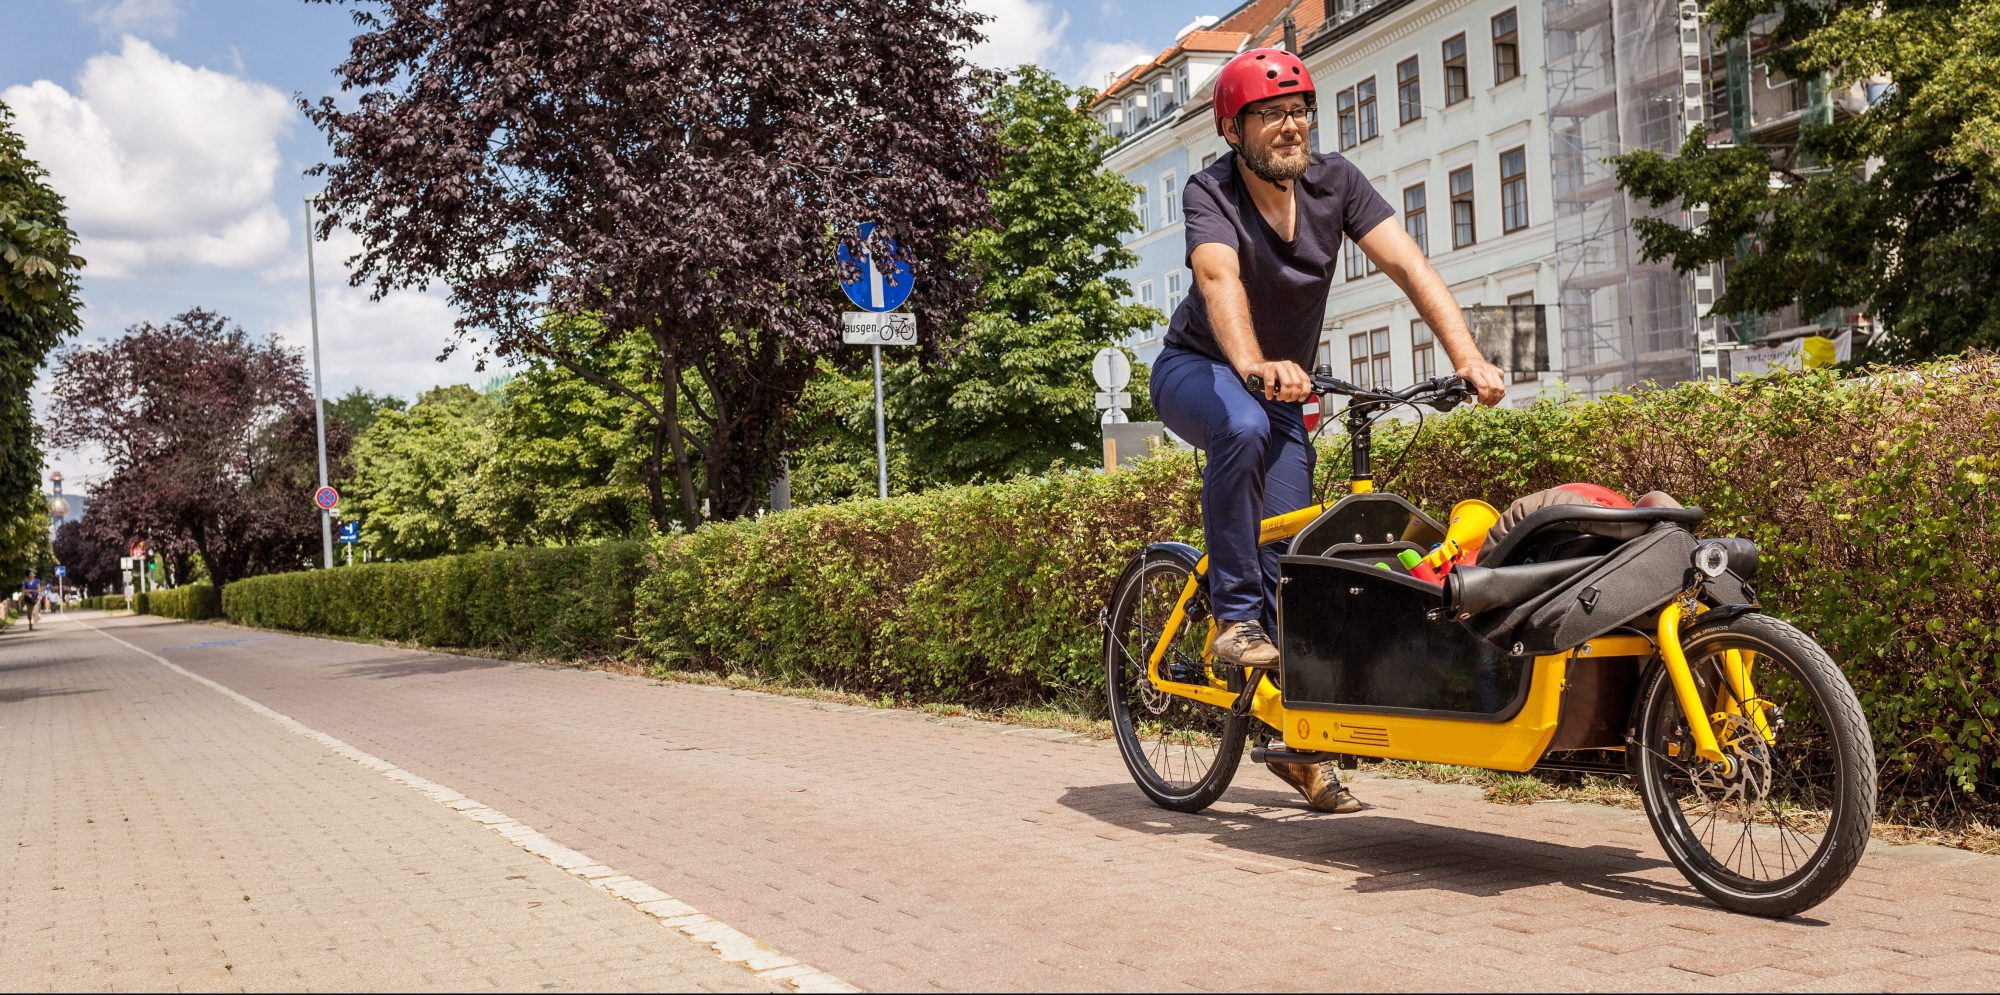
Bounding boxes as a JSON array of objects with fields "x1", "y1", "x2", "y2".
[{"x1": 1347, "y1": 403, "x2": 1372, "y2": 494}]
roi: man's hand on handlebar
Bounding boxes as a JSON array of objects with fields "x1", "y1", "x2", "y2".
[
  {"x1": 1456, "y1": 359, "x2": 1508, "y2": 407},
  {"x1": 1240, "y1": 359, "x2": 1314, "y2": 403}
]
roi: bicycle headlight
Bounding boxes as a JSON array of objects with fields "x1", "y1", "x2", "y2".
[{"x1": 1693, "y1": 542, "x2": 1731, "y2": 579}]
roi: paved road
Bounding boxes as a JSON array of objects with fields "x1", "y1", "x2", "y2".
[{"x1": 8, "y1": 612, "x2": 2000, "y2": 991}]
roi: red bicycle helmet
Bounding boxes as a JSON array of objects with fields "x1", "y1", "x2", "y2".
[{"x1": 1213, "y1": 48, "x2": 1315, "y2": 136}]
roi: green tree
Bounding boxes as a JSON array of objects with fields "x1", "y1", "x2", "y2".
[
  {"x1": 0, "y1": 100, "x2": 83, "y2": 557},
  {"x1": 1612, "y1": 0, "x2": 2000, "y2": 361},
  {"x1": 347, "y1": 385, "x2": 498, "y2": 560},
  {"x1": 473, "y1": 323, "x2": 652, "y2": 546},
  {"x1": 327, "y1": 387, "x2": 408, "y2": 440},
  {"x1": 893, "y1": 66, "x2": 1160, "y2": 486},
  {"x1": 794, "y1": 67, "x2": 1160, "y2": 497}
]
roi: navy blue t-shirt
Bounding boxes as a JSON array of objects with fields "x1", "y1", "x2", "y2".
[{"x1": 1164, "y1": 150, "x2": 1395, "y2": 370}]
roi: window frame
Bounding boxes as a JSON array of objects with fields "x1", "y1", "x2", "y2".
[
  {"x1": 1336, "y1": 86, "x2": 1359, "y2": 150},
  {"x1": 1166, "y1": 270, "x2": 1185, "y2": 316},
  {"x1": 1443, "y1": 33, "x2": 1469, "y2": 106},
  {"x1": 1507, "y1": 291, "x2": 1537, "y2": 382},
  {"x1": 1162, "y1": 173, "x2": 1181, "y2": 225},
  {"x1": 1175, "y1": 64, "x2": 1190, "y2": 106},
  {"x1": 1397, "y1": 56, "x2": 1422, "y2": 125},
  {"x1": 1403, "y1": 182, "x2": 1428, "y2": 255},
  {"x1": 1344, "y1": 239, "x2": 1367, "y2": 281},
  {"x1": 1135, "y1": 188, "x2": 1149, "y2": 232},
  {"x1": 1499, "y1": 146, "x2": 1529, "y2": 233},
  {"x1": 1355, "y1": 76, "x2": 1379, "y2": 144},
  {"x1": 1411, "y1": 320, "x2": 1436, "y2": 381},
  {"x1": 1449, "y1": 165, "x2": 1476, "y2": 248},
  {"x1": 1492, "y1": 9, "x2": 1521, "y2": 86}
]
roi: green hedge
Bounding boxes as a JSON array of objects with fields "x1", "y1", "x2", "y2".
[
  {"x1": 132, "y1": 591, "x2": 149, "y2": 615},
  {"x1": 222, "y1": 541, "x2": 648, "y2": 658},
  {"x1": 142, "y1": 584, "x2": 219, "y2": 620},
  {"x1": 80, "y1": 594, "x2": 128, "y2": 611},
  {"x1": 215, "y1": 359, "x2": 2000, "y2": 806},
  {"x1": 633, "y1": 358, "x2": 2000, "y2": 804}
]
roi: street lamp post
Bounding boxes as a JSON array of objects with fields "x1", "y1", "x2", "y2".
[{"x1": 303, "y1": 196, "x2": 334, "y2": 569}]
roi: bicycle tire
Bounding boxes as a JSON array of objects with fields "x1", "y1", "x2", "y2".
[
  {"x1": 1104, "y1": 553, "x2": 1246, "y2": 813},
  {"x1": 1633, "y1": 612, "x2": 1875, "y2": 918}
]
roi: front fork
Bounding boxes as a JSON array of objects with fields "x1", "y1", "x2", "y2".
[{"x1": 1656, "y1": 595, "x2": 1777, "y2": 766}]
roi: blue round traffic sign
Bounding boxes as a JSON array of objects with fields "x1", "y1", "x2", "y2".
[
  {"x1": 314, "y1": 485, "x2": 340, "y2": 510},
  {"x1": 837, "y1": 221, "x2": 914, "y2": 313}
]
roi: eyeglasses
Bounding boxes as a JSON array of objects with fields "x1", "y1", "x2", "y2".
[{"x1": 1250, "y1": 105, "x2": 1316, "y2": 129}]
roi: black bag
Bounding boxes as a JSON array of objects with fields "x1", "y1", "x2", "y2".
[{"x1": 1471, "y1": 524, "x2": 1698, "y2": 655}]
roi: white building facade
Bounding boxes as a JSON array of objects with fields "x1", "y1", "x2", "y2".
[{"x1": 1298, "y1": 0, "x2": 1560, "y2": 406}]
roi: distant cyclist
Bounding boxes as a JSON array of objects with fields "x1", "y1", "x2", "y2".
[{"x1": 20, "y1": 569, "x2": 44, "y2": 630}]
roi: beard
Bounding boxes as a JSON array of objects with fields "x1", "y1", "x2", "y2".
[{"x1": 1241, "y1": 137, "x2": 1311, "y2": 186}]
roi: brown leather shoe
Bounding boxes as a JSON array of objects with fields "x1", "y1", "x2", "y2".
[
  {"x1": 1269, "y1": 760, "x2": 1363, "y2": 813},
  {"x1": 1213, "y1": 620, "x2": 1280, "y2": 668}
]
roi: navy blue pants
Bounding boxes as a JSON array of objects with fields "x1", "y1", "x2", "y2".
[{"x1": 1149, "y1": 347, "x2": 1316, "y2": 630}]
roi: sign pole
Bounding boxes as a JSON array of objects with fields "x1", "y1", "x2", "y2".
[
  {"x1": 872, "y1": 344, "x2": 888, "y2": 499},
  {"x1": 304, "y1": 196, "x2": 334, "y2": 570}
]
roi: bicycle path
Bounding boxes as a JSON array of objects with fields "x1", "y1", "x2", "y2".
[
  {"x1": 26, "y1": 612, "x2": 2000, "y2": 991},
  {"x1": 0, "y1": 613, "x2": 812, "y2": 992}
]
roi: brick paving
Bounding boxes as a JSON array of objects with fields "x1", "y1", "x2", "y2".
[
  {"x1": 26, "y1": 612, "x2": 2000, "y2": 991},
  {"x1": 0, "y1": 613, "x2": 782, "y2": 993}
]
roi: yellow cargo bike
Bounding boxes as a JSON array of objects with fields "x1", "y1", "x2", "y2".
[{"x1": 1102, "y1": 371, "x2": 1875, "y2": 918}]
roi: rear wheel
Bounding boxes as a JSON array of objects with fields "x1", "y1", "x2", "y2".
[
  {"x1": 1105, "y1": 553, "x2": 1245, "y2": 812},
  {"x1": 1634, "y1": 612, "x2": 1875, "y2": 917}
]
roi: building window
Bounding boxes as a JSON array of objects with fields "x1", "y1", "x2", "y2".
[
  {"x1": 1175, "y1": 64, "x2": 1190, "y2": 105},
  {"x1": 1134, "y1": 190, "x2": 1149, "y2": 232},
  {"x1": 1356, "y1": 77, "x2": 1379, "y2": 143},
  {"x1": 1403, "y1": 183, "x2": 1428, "y2": 255},
  {"x1": 1163, "y1": 174, "x2": 1181, "y2": 224},
  {"x1": 1449, "y1": 166, "x2": 1476, "y2": 248},
  {"x1": 1492, "y1": 9, "x2": 1521, "y2": 85},
  {"x1": 1443, "y1": 34, "x2": 1469, "y2": 105},
  {"x1": 1411, "y1": 320, "x2": 1436, "y2": 381},
  {"x1": 1349, "y1": 327, "x2": 1392, "y2": 389},
  {"x1": 1166, "y1": 271, "x2": 1185, "y2": 316},
  {"x1": 1124, "y1": 96, "x2": 1139, "y2": 129},
  {"x1": 1139, "y1": 280, "x2": 1155, "y2": 318},
  {"x1": 1337, "y1": 87, "x2": 1358, "y2": 150},
  {"x1": 1500, "y1": 146, "x2": 1529, "y2": 233},
  {"x1": 1397, "y1": 57, "x2": 1422, "y2": 124},
  {"x1": 1508, "y1": 291, "x2": 1537, "y2": 382},
  {"x1": 1344, "y1": 240, "x2": 1367, "y2": 281},
  {"x1": 1316, "y1": 339, "x2": 1334, "y2": 375},
  {"x1": 1201, "y1": 151, "x2": 1217, "y2": 170}
]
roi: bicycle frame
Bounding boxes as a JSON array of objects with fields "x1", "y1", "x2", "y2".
[{"x1": 1140, "y1": 399, "x2": 1745, "y2": 772}]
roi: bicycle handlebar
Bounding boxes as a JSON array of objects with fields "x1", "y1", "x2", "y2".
[{"x1": 1244, "y1": 371, "x2": 1477, "y2": 412}]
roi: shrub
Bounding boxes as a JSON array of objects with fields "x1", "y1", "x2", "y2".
[
  {"x1": 80, "y1": 594, "x2": 129, "y2": 611},
  {"x1": 131, "y1": 591, "x2": 149, "y2": 615},
  {"x1": 222, "y1": 541, "x2": 648, "y2": 658},
  {"x1": 142, "y1": 584, "x2": 220, "y2": 620}
]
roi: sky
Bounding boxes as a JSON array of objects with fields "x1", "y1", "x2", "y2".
[{"x1": 2, "y1": 0, "x2": 1225, "y2": 494}]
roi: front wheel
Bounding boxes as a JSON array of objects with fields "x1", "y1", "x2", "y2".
[
  {"x1": 1105, "y1": 552, "x2": 1246, "y2": 812},
  {"x1": 1633, "y1": 612, "x2": 1875, "y2": 917}
]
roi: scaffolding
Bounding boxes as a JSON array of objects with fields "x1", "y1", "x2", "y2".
[{"x1": 1542, "y1": 0, "x2": 1715, "y2": 395}]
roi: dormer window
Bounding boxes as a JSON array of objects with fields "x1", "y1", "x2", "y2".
[{"x1": 1175, "y1": 64, "x2": 1190, "y2": 104}]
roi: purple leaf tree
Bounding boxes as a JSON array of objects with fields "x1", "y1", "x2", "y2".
[{"x1": 303, "y1": 0, "x2": 1002, "y2": 525}]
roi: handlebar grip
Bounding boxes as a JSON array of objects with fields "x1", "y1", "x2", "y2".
[{"x1": 1245, "y1": 374, "x2": 1265, "y2": 394}]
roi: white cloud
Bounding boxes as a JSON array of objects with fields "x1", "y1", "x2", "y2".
[
  {"x1": 72, "y1": 0, "x2": 184, "y2": 40},
  {"x1": 964, "y1": 0, "x2": 1070, "y2": 72},
  {"x1": 270, "y1": 228, "x2": 488, "y2": 402},
  {"x1": 1074, "y1": 40, "x2": 1155, "y2": 92},
  {"x1": 2, "y1": 37, "x2": 296, "y2": 278}
]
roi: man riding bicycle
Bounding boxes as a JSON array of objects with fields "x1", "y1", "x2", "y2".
[
  {"x1": 1148, "y1": 48, "x2": 1507, "y2": 812},
  {"x1": 20, "y1": 569, "x2": 45, "y2": 629}
]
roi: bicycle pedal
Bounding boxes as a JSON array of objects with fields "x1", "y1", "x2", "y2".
[{"x1": 1251, "y1": 746, "x2": 1340, "y2": 765}]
